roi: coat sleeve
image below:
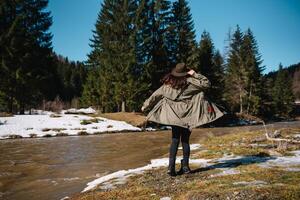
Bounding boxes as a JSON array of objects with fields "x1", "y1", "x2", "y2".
[
  {"x1": 142, "y1": 85, "x2": 164, "y2": 112},
  {"x1": 187, "y1": 72, "x2": 211, "y2": 89}
]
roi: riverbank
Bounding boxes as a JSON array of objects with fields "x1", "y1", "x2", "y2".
[
  {"x1": 0, "y1": 109, "x2": 142, "y2": 139},
  {"x1": 1, "y1": 121, "x2": 300, "y2": 200},
  {"x1": 0, "y1": 109, "x2": 266, "y2": 140},
  {"x1": 69, "y1": 127, "x2": 300, "y2": 200}
]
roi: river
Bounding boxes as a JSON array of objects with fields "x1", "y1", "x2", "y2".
[{"x1": 0, "y1": 121, "x2": 299, "y2": 200}]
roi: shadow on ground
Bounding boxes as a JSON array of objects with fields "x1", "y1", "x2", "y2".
[{"x1": 191, "y1": 153, "x2": 276, "y2": 174}]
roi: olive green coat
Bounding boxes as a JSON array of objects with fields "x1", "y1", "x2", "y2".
[{"x1": 142, "y1": 73, "x2": 224, "y2": 129}]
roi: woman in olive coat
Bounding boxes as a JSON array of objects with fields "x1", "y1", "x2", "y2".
[{"x1": 141, "y1": 63, "x2": 224, "y2": 176}]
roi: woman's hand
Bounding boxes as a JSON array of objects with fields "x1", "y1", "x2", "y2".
[{"x1": 187, "y1": 69, "x2": 195, "y2": 76}]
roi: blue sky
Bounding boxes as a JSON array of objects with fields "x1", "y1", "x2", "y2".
[{"x1": 48, "y1": 0, "x2": 300, "y2": 74}]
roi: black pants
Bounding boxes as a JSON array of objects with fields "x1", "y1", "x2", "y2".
[{"x1": 169, "y1": 125, "x2": 191, "y2": 168}]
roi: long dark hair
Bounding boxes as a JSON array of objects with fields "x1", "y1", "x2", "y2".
[{"x1": 160, "y1": 73, "x2": 191, "y2": 89}]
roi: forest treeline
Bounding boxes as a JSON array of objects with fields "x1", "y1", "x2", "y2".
[
  {"x1": 0, "y1": 0, "x2": 87, "y2": 113},
  {"x1": 0, "y1": 0, "x2": 298, "y2": 120}
]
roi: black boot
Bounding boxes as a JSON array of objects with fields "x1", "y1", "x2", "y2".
[
  {"x1": 167, "y1": 165, "x2": 177, "y2": 176},
  {"x1": 177, "y1": 159, "x2": 191, "y2": 175}
]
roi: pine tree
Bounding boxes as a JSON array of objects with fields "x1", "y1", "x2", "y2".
[
  {"x1": 212, "y1": 50, "x2": 225, "y2": 105},
  {"x1": 109, "y1": 0, "x2": 141, "y2": 112},
  {"x1": 135, "y1": 0, "x2": 172, "y2": 92},
  {"x1": 0, "y1": 0, "x2": 53, "y2": 113},
  {"x1": 53, "y1": 55, "x2": 87, "y2": 102},
  {"x1": 197, "y1": 31, "x2": 214, "y2": 80},
  {"x1": 272, "y1": 64, "x2": 295, "y2": 118},
  {"x1": 81, "y1": 68, "x2": 101, "y2": 109},
  {"x1": 223, "y1": 25, "x2": 247, "y2": 113},
  {"x1": 83, "y1": 0, "x2": 144, "y2": 112},
  {"x1": 241, "y1": 28, "x2": 264, "y2": 115},
  {"x1": 224, "y1": 26, "x2": 265, "y2": 115},
  {"x1": 170, "y1": 0, "x2": 197, "y2": 67},
  {"x1": 83, "y1": 0, "x2": 118, "y2": 112},
  {"x1": 197, "y1": 31, "x2": 224, "y2": 104},
  {"x1": 0, "y1": 0, "x2": 18, "y2": 112}
]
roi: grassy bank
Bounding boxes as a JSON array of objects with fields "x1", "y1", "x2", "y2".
[
  {"x1": 96, "y1": 112, "x2": 147, "y2": 127},
  {"x1": 70, "y1": 128, "x2": 300, "y2": 200}
]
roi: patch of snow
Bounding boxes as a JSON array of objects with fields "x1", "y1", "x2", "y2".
[
  {"x1": 292, "y1": 134, "x2": 300, "y2": 138},
  {"x1": 82, "y1": 157, "x2": 211, "y2": 192},
  {"x1": 145, "y1": 127, "x2": 156, "y2": 131},
  {"x1": 51, "y1": 180, "x2": 58, "y2": 186},
  {"x1": 228, "y1": 119, "x2": 259, "y2": 126},
  {"x1": 249, "y1": 143, "x2": 271, "y2": 147},
  {"x1": 178, "y1": 144, "x2": 201, "y2": 150},
  {"x1": 60, "y1": 196, "x2": 70, "y2": 200},
  {"x1": 0, "y1": 111, "x2": 141, "y2": 139},
  {"x1": 285, "y1": 167, "x2": 300, "y2": 172},
  {"x1": 258, "y1": 150, "x2": 300, "y2": 170},
  {"x1": 233, "y1": 180, "x2": 267, "y2": 186},
  {"x1": 160, "y1": 197, "x2": 171, "y2": 200},
  {"x1": 63, "y1": 107, "x2": 96, "y2": 114},
  {"x1": 100, "y1": 181, "x2": 117, "y2": 190},
  {"x1": 160, "y1": 126, "x2": 172, "y2": 130},
  {"x1": 210, "y1": 168, "x2": 240, "y2": 177},
  {"x1": 24, "y1": 109, "x2": 51, "y2": 115},
  {"x1": 60, "y1": 177, "x2": 80, "y2": 182}
]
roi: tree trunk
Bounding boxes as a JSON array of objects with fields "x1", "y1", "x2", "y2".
[
  {"x1": 121, "y1": 101, "x2": 125, "y2": 112},
  {"x1": 246, "y1": 81, "x2": 253, "y2": 115},
  {"x1": 9, "y1": 96, "x2": 13, "y2": 113},
  {"x1": 19, "y1": 103, "x2": 25, "y2": 114},
  {"x1": 239, "y1": 89, "x2": 243, "y2": 113}
]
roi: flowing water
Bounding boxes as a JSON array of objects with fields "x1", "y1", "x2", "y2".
[{"x1": 0, "y1": 121, "x2": 300, "y2": 200}]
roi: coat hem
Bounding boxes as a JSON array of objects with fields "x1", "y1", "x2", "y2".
[
  {"x1": 146, "y1": 111, "x2": 225, "y2": 130},
  {"x1": 190, "y1": 112, "x2": 224, "y2": 128}
]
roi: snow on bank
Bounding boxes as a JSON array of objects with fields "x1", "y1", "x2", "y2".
[
  {"x1": 82, "y1": 152, "x2": 243, "y2": 192},
  {"x1": 82, "y1": 154, "x2": 210, "y2": 192},
  {"x1": 0, "y1": 109, "x2": 141, "y2": 139},
  {"x1": 82, "y1": 150, "x2": 300, "y2": 192},
  {"x1": 233, "y1": 180, "x2": 267, "y2": 186},
  {"x1": 63, "y1": 107, "x2": 96, "y2": 114},
  {"x1": 258, "y1": 150, "x2": 300, "y2": 170},
  {"x1": 210, "y1": 168, "x2": 240, "y2": 177},
  {"x1": 179, "y1": 143, "x2": 201, "y2": 150}
]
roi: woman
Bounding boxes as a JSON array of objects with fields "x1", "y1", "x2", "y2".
[{"x1": 141, "y1": 63, "x2": 224, "y2": 176}]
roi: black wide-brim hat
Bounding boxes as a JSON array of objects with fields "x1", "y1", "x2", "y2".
[{"x1": 171, "y1": 63, "x2": 189, "y2": 77}]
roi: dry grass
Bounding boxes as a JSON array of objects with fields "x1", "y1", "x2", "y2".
[
  {"x1": 192, "y1": 130, "x2": 270, "y2": 159},
  {"x1": 56, "y1": 132, "x2": 69, "y2": 137},
  {"x1": 0, "y1": 112, "x2": 13, "y2": 117},
  {"x1": 42, "y1": 128, "x2": 67, "y2": 132},
  {"x1": 77, "y1": 131, "x2": 89, "y2": 135},
  {"x1": 8, "y1": 134, "x2": 23, "y2": 139},
  {"x1": 29, "y1": 133, "x2": 37, "y2": 138},
  {"x1": 49, "y1": 113, "x2": 62, "y2": 118},
  {"x1": 95, "y1": 112, "x2": 147, "y2": 127},
  {"x1": 80, "y1": 118, "x2": 101, "y2": 125},
  {"x1": 194, "y1": 128, "x2": 300, "y2": 159}
]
